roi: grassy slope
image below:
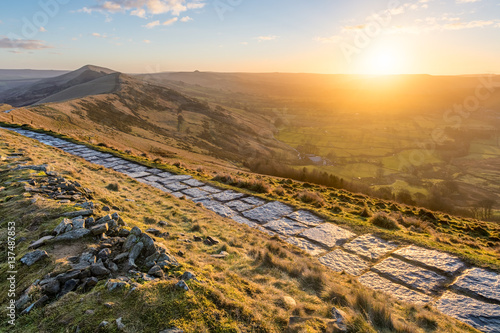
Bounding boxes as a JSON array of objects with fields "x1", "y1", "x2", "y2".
[{"x1": 0, "y1": 129, "x2": 480, "y2": 333}]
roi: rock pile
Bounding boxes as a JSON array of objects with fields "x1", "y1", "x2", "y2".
[{"x1": 24, "y1": 173, "x2": 93, "y2": 203}]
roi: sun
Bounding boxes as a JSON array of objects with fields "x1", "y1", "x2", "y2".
[{"x1": 358, "y1": 45, "x2": 405, "y2": 75}]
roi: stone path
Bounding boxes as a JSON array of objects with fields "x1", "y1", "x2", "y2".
[{"x1": 3, "y1": 127, "x2": 499, "y2": 333}]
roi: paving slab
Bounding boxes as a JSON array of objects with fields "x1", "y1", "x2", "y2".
[
  {"x1": 344, "y1": 234, "x2": 399, "y2": 261},
  {"x1": 126, "y1": 171, "x2": 151, "y2": 178},
  {"x1": 164, "y1": 182, "x2": 190, "y2": 192},
  {"x1": 225, "y1": 200, "x2": 255, "y2": 212},
  {"x1": 358, "y1": 271, "x2": 432, "y2": 305},
  {"x1": 148, "y1": 169, "x2": 163, "y2": 175},
  {"x1": 241, "y1": 196, "x2": 266, "y2": 206},
  {"x1": 286, "y1": 237, "x2": 327, "y2": 256},
  {"x1": 393, "y1": 245, "x2": 464, "y2": 274},
  {"x1": 299, "y1": 223, "x2": 355, "y2": 248},
  {"x1": 157, "y1": 171, "x2": 174, "y2": 178},
  {"x1": 451, "y1": 268, "x2": 500, "y2": 303},
  {"x1": 242, "y1": 201, "x2": 294, "y2": 224},
  {"x1": 263, "y1": 218, "x2": 309, "y2": 236},
  {"x1": 148, "y1": 182, "x2": 170, "y2": 192},
  {"x1": 436, "y1": 291, "x2": 500, "y2": 333},
  {"x1": 201, "y1": 200, "x2": 236, "y2": 218},
  {"x1": 163, "y1": 175, "x2": 193, "y2": 182},
  {"x1": 199, "y1": 185, "x2": 222, "y2": 194},
  {"x1": 287, "y1": 210, "x2": 324, "y2": 226},
  {"x1": 181, "y1": 187, "x2": 209, "y2": 198},
  {"x1": 170, "y1": 191, "x2": 190, "y2": 199},
  {"x1": 231, "y1": 215, "x2": 259, "y2": 228},
  {"x1": 371, "y1": 257, "x2": 447, "y2": 294},
  {"x1": 319, "y1": 249, "x2": 369, "y2": 276},
  {"x1": 182, "y1": 178, "x2": 205, "y2": 187},
  {"x1": 213, "y1": 190, "x2": 246, "y2": 202},
  {"x1": 143, "y1": 175, "x2": 164, "y2": 183}
]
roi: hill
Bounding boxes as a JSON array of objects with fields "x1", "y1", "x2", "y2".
[
  {"x1": 0, "y1": 126, "x2": 492, "y2": 333},
  {"x1": 0, "y1": 69, "x2": 69, "y2": 94},
  {"x1": 0, "y1": 65, "x2": 117, "y2": 107}
]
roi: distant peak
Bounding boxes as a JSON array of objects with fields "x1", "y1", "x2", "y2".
[{"x1": 76, "y1": 65, "x2": 117, "y2": 74}]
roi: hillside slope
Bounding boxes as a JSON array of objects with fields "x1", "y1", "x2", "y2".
[
  {"x1": 0, "y1": 127, "x2": 486, "y2": 333},
  {"x1": 0, "y1": 65, "x2": 117, "y2": 107}
]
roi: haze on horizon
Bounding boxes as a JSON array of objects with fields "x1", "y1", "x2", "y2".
[{"x1": 1, "y1": 0, "x2": 499, "y2": 75}]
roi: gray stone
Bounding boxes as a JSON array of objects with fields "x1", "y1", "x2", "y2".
[
  {"x1": 80, "y1": 252, "x2": 96, "y2": 264},
  {"x1": 140, "y1": 233, "x2": 156, "y2": 256},
  {"x1": 98, "y1": 248, "x2": 112, "y2": 260},
  {"x1": 157, "y1": 171, "x2": 174, "y2": 178},
  {"x1": 231, "y1": 215, "x2": 259, "y2": 228},
  {"x1": 286, "y1": 237, "x2": 327, "y2": 256},
  {"x1": 299, "y1": 223, "x2": 355, "y2": 248},
  {"x1": 182, "y1": 179, "x2": 205, "y2": 187},
  {"x1": 164, "y1": 175, "x2": 193, "y2": 182},
  {"x1": 130, "y1": 226, "x2": 142, "y2": 236},
  {"x1": 164, "y1": 182, "x2": 190, "y2": 192},
  {"x1": 287, "y1": 210, "x2": 324, "y2": 226},
  {"x1": 241, "y1": 196, "x2": 266, "y2": 205},
  {"x1": 90, "y1": 262, "x2": 110, "y2": 276},
  {"x1": 54, "y1": 228, "x2": 91, "y2": 241},
  {"x1": 212, "y1": 190, "x2": 246, "y2": 202},
  {"x1": 129, "y1": 242, "x2": 144, "y2": 266},
  {"x1": 371, "y1": 257, "x2": 447, "y2": 294},
  {"x1": 96, "y1": 215, "x2": 112, "y2": 224},
  {"x1": 393, "y1": 245, "x2": 464, "y2": 274},
  {"x1": 343, "y1": 234, "x2": 399, "y2": 261},
  {"x1": 180, "y1": 271, "x2": 198, "y2": 281},
  {"x1": 123, "y1": 234, "x2": 138, "y2": 251},
  {"x1": 331, "y1": 307, "x2": 347, "y2": 332},
  {"x1": 63, "y1": 209, "x2": 93, "y2": 217},
  {"x1": 357, "y1": 271, "x2": 432, "y2": 305},
  {"x1": 113, "y1": 252, "x2": 129, "y2": 262},
  {"x1": 170, "y1": 191, "x2": 188, "y2": 198},
  {"x1": 242, "y1": 201, "x2": 295, "y2": 223},
  {"x1": 201, "y1": 200, "x2": 237, "y2": 218},
  {"x1": 143, "y1": 175, "x2": 163, "y2": 183},
  {"x1": 263, "y1": 218, "x2": 308, "y2": 236},
  {"x1": 175, "y1": 280, "x2": 189, "y2": 291},
  {"x1": 181, "y1": 187, "x2": 209, "y2": 198},
  {"x1": 126, "y1": 171, "x2": 151, "y2": 178},
  {"x1": 41, "y1": 278, "x2": 60, "y2": 295},
  {"x1": 28, "y1": 235, "x2": 54, "y2": 249},
  {"x1": 60, "y1": 279, "x2": 79, "y2": 296},
  {"x1": 436, "y1": 291, "x2": 500, "y2": 333},
  {"x1": 199, "y1": 185, "x2": 222, "y2": 194},
  {"x1": 53, "y1": 219, "x2": 71, "y2": 235},
  {"x1": 148, "y1": 265, "x2": 164, "y2": 278},
  {"x1": 106, "y1": 279, "x2": 129, "y2": 291},
  {"x1": 72, "y1": 219, "x2": 86, "y2": 229},
  {"x1": 225, "y1": 200, "x2": 255, "y2": 212},
  {"x1": 146, "y1": 228, "x2": 161, "y2": 236},
  {"x1": 319, "y1": 249, "x2": 369, "y2": 276},
  {"x1": 452, "y1": 268, "x2": 500, "y2": 303},
  {"x1": 160, "y1": 328, "x2": 184, "y2": 333},
  {"x1": 20, "y1": 250, "x2": 48, "y2": 266},
  {"x1": 90, "y1": 223, "x2": 108, "y2": 236}
]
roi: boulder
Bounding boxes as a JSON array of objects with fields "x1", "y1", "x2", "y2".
[
  {"x1": 128, "y1": 242, "x2": 144, "y2": 266},
  {"x1": 146, "y1": 228, "x2": 161, "y2": 236},
  {"x1": 116, "y1": 317, "x2": 126, "y2": 330},
  {"x1": 54, "y1": 228, "x2": 90, "y2": 241},
  {"x1": 106, "y1": 279, "x2": 129, "y2": 291},
  {"x1": 175, "y1": 280, "x2": 189, "y2": 291},
  {"x1": 130, "y1": 226, "x2": 142, "y2": 236},
  {"x1": 90, "y1": 262, "x2": 110, "y2": 276},
  {"x1": 331, "y1": 307, "x2": 347, "y2": 332},
  {"x1": 282, "y1": 296, "x2": 296, "y2": 309},
  {"x1": 159, "y1": 328, "x2": 184, "y2": 333},
  {"x1": 20, "y1": 250, "x2": 48, "y2": 266},
  {"x1": 90, "y1": 223, "x2": 108, "y2": 236},
  {"x1": 63, "y1": 209, "x2": 93, "y2": 218},
  {"x1": 85, "y1": 217, "x2": 96, "y2": 228},
  {"x1": 59, "y1": 279, "x2": 79, "y2": 296},
  {"x1": 148, "y1": 265, "x2": 164, "y2": 278},
  {"x1": 28, "y1": 235, "x2": 54, "y2": 249},
  {"x1": 140, "y1": 234, "x2": 156, "y2": 256},
  {"x1": 96, "y1": 215, "x2": 112, "y2": 224},
  {"x1": 53, "y1": 219, "x2": 71, "y2": 235},
  {"x1": 97, "y1": 248, "x2": 112, "y2": 260},
  {"x1": 72, "y1": 219, "x2": 85, "y2": 229},
  {"x1": 111, "y1": 212, "x2": 120, "y2": 220},
  {"x1": 41, "y1": 278, "x2": 60, "y2": 295},
  {"x1": 180, "y1": 271, "x2": 198, "y2": 281},
  {"x1": 113, "y1": 252, "x2": 129, "y2": 263},
  {"x1": 123, "y1": 234, "x2": 137, "y2": 251}
]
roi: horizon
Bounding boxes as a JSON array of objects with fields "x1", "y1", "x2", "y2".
[{"x1": 1, "y1": 0, "x2": 500, "y2": 75}]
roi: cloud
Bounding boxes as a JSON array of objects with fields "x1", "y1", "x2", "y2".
[
  {"x1": 144, "y1": 20, "x2": 160, "y2": 28},
  {"x1": 143, "y1": 39, "x2": 151, "y2": 43},
  {"x1": 254, "y1": 35, "x2": 279, "y2": 42},
  {"x1": 387, "y1": 19, "x2": 498, "y2": 34},
  {"x1": 143, "y1": 17, "x2": 178, "y2": 28},
  {"x1": 180, "y1": 16, "x2": 192, "y2": 22},
  {"x1": 0, "y1": 37, "x2": 52, "y2": 50},
  {"x1": 456, "y1": 0, "x2": 481, "y2": 3},
  {"x1": 39, "y1": 27, "x2": 47, "y2": 32},
  {"x1": 314, "y1": 35, "x2": 343, "y2": 44},
  {"x1": 91, "y1": 32, "x2": 113, "y2": 39},
  {"x1": 79, "y1": 0, "x2": 205, "y2": 18},
  {"x1": 163, "y1": 17, "x2": 178, "y2": 25}
]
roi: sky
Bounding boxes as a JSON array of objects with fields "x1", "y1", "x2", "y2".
[{"x1": 0, "y1": 0, "x2": 499, "y2": 75}]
